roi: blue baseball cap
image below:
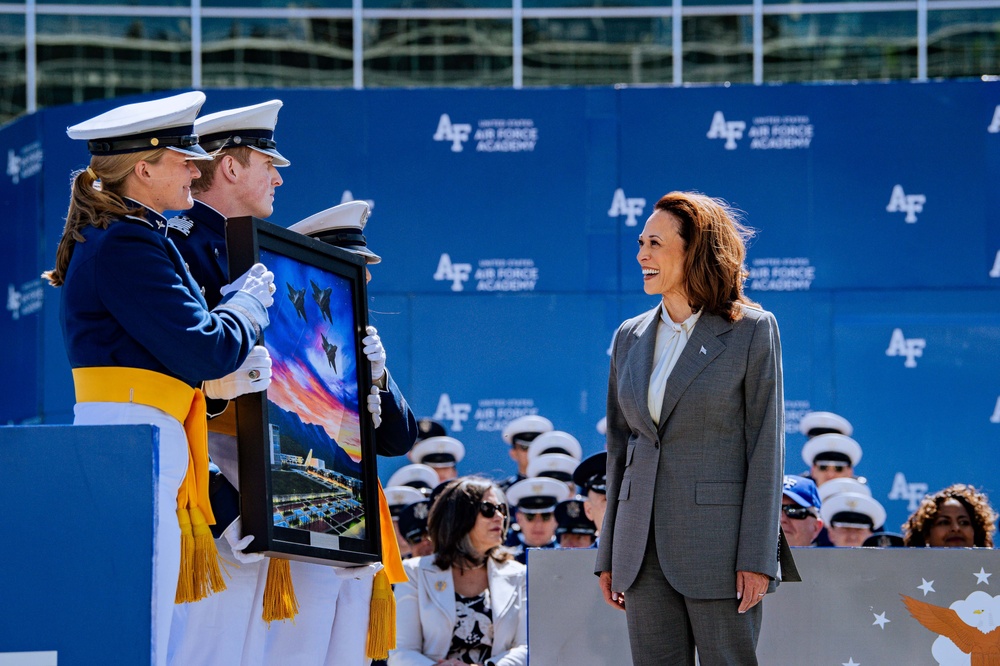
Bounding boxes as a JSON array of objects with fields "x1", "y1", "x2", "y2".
[{"x1": 783, "y1": 475, "x2": 821, "y2": 511}]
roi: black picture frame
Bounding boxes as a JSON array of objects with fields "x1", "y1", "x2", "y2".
[{"x1": 227, "y1": 216, "x2": 381, "y2": 567}]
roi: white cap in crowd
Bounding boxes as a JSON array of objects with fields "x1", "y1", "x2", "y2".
[
  {"x1": 801, "y1": 433, "x2": 862, "y2": 468},
  {"x1": 798, "y1": 411, "x2": 853, "y2": 438},
  {"x1": 383, "y1": 486, "x2": 427, "y2": 517},
  {"x1": 506, "y1": 477, "x2": 571, "y2": 513},
  {"x1": 287, "y1": 201, "x2": 381, "y2": 264},
  {"x1": 386, "y1": 463, "x2": 440, "y2": 494},
  {"x1": 526, "y1": 453, "x2": 578, "y2": 483},
  {"x1": 408, "y1": 435, "x2": 465, "y2": 469},
  {"x1": 527, "y1": 431, "x2": 582, "y2": 462},
  {"x1": 502, "y1": 415, "x2": 554, "y2": 445},
  {"x1": 195, "y1": 99, "x2": 290, "y2": 166}
]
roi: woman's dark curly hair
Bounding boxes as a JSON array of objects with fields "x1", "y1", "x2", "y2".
[
  {"x1": 428, "y1": 476, "x2": 513, "y2": 570},
  {"x1": 902, "y1": 484, "x2": 997, "y2": 547}
]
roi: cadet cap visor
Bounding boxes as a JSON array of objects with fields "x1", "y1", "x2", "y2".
[
  {"x1": 802, "y1": 433, "x2": 862, "y2": 468},
  {"x1": 67, "y1": 91, "x2": 211, "y2": 160},
  {"x1": 526, "y1": 453, "x2": 578, "y2": 483},
  {"x1": 195, "y1": 99, "x2": 290, "y2": 167},
  {"x1": 527, "y1": 431, "x2": 582, "y2": 462},
  {"x1": 502, "y1": 415, "x2": 554, "y2": 445},
  {"x1": 820, "y1": 492, "x2": 886, "y2": 531},
  {"x1": 572, "y1": 451, "x2": 608, "y2": 494},
  {"x1": 383, "y1": 486, "x2": 426, "y2": 516},
  {"x1": 554, "y1": 499, "x2": 597, "y2": 536},
  {"x1": 386, "y1": 463, "x2": 440, "y2": 493},
  {"x1": 408, "y1": 436, "x2": 465, "y2": 468},
  {"x1": 288, "y1": 201, "x2": 380, "y2": 264},
  {"x1": 798, "y1": 411, "x2": 854, "y2": 438},
  {"x1": 398, "y1": 500, "x2": 431, "y2": 541},
  {"x1": 818, "y1": 477, "x2": 872, "y2": 503},
  {"x1": 506, "y1": 477, "x2": 571, "y2": 513}
]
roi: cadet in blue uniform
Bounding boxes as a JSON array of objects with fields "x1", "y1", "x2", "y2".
[
  {"x1": 498, "y1": 415, "x2": 554, "y2": 491},
  {"x1": 43, "y1": 91, "x2": 275, "y2": 666},
  {"x1": 504, "y1": 477, "x2": 570, "y2": 565}
]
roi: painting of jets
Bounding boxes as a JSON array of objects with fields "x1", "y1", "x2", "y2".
[
  {"x1": 287, "y1": 283, "x2": 307, "y2": 321},
  {"x1": 311, "y1": 279, "x2": 333, "y2": 323}
]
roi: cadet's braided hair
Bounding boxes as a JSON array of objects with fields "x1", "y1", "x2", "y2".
[{"x1": 43, "y1": 149, "x2": 166, "y2": 287}]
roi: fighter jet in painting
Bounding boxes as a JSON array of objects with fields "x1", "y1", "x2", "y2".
[
  {"x1": 287, "y1": 283, "x2": 307, "y2": 322},
  {"x1": 321, "y1": 333, "x2": 338, "y2": 373},
  {"x1": 311, "y1": 279, "x2": 333, "y2": 323}
]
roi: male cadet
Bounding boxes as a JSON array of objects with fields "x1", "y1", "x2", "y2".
[
  {"x1": 572, "y1": 451, "x2": 608, "y2": 542},
  {"x1": 505, "y1": 476, "x2": 571, "y2": 565},
  {"x1": 801, "y1": 432, "x2": 864, "y2": 487},
  {"x1": 555, "y1": 498, "x2": 597, "y2": 549},
  {"x1": 780, "y1": 475, "x2": 824, "y2": 547},
  {"x1": 818, "y1": 478, "x2": 886, "y2": 547},
  {"x1": 398, "y1": 499, "x2": 435, "y2": 558},
  {"x1": 527, "y1": 452, "x2": 579, "y2": 497},
  {"x1": 408, "y1": 434, "x2": 465, "y2": 483},
  {"x1": 165, "y1": 100, "x2": 289, "y2": 666},
  {"x1": 386, "y1": 462, "x2": 441, "y2": 497},
  {"x1": 499, "y1": 414, "x2": 555, "y2": 490},
  {"x1": 385, "y1": 485, "x2": 426, "y2": 559}
]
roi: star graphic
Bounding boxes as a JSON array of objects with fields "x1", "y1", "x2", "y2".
[
  {"x1": 918, "y1": 579, "x2": 935, "y2": 596},
  {"x1": 975, "y1": 567, "x2": 992, "y2": 585},
  {"x1": 842, "y1": 659, "x2": 860, "y2": 666},
  {"x1": 872, "y1": 611, "x2": 890, "y2": 629}
]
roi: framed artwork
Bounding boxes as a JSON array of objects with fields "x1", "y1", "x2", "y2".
[{"x1": 227, "y1": 216, "x2": 381, "y2": 567}]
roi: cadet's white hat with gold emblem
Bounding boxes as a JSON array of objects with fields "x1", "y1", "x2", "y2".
[
  {"x1": 527, "y1": 430, "x2": 582, "y2": 462},
  {"x1": 820, "y1": 492, "x2": 886, "y2": 531},
  {"x1": 67, "y1": 90, "x2": 211, "y2": 159},
  {"x1": 287, "y1": 201, "x2": 381, "y2": 264},
  {"x1": 386, "y1": 463, "x2": 440, "y2": 493},
  {"x1": 501, "y1": 415, "x2": 554, "y2": 445},
  {"x1": 506, "y1": 476, "x2": 571, "y2": 513},
  {"x1": 195, "y1": 99, "x2": 290, "y2": 166},
  {"x1": 408, "y1": 435, "x2": 465, "y2": 469}
]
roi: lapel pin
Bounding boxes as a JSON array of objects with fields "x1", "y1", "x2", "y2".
[
  {"x1": 700, "y1": 346, "x2": 707, "y2": 355},
  {"x1": 435, "y1": 581, "x2": 447, "y2": 592}
]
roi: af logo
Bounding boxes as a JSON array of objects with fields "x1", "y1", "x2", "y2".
[
  {"x1": 886, "y1": 185, "x2": 925, "y2": 223},
  {"x1": 608, "y1": 188, "x2": 646, "y2": 227},
  {"x1": 433, "y1": 393, "x2": 471, "y2": 432},
  {"x1": 433, "y1": 254, "x2": 472, "y2": 291},
  {"x1": 706, "y1": 111, "x2": 746, "y2": 150},
  {"x1": 433, "y1": 114, "x2": 472, "y2": 152},
  {"x1": 991, "y1": 396, "x2": 1000, "y2": 424},
  {"x1": 885, "y1": 328, "x2": 926, "y2": 368},
  {"x1": 6, "y1": 284, "x2": 21, "y2": 320},
  {"x1": 6, "y1": 150, "x2": 21, "y2": 184},
  {"x1": 989, "y1": 105, "x2": 1000, "y2": 133},
  {"x1": 888, "y1": 472, "x2": 929, "y2": 512}
]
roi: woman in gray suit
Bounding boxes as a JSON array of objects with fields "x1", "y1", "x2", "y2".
[
  {"x1": 390, "y1": 476, "x2": 527, "y2": 666},
  {"x1": 596, "y1": 191, "x2": 784, "y2": 665}
]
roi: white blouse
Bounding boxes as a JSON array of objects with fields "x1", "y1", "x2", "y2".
[{"x1": 647, "y1": 305, "x2": 702, "y2": 425}]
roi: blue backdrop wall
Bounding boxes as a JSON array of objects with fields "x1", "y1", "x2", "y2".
[{"x1": 3, "y1": 81, "x2": 999, "y2": 535}]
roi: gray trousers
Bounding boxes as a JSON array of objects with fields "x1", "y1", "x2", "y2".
[{"x1": 624, "y1": 531, "x2": 762, "y2": 666}]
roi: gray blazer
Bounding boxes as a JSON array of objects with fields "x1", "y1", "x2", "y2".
[{"x1": 595, "y1": 304, "x2": 785, "y2": 599}]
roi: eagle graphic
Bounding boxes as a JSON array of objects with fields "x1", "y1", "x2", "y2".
[{"x1": 902, "y1": 594, "x2": 1000, "y2": 665}]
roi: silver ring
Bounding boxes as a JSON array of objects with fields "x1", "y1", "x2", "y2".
[
  {"x1": 248, "y1": 369, "x2": 260, "y2": 380},
  {"x1": 757, "y1": 593, "x2": 765, "y2": 597}
]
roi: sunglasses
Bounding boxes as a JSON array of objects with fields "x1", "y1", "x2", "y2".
[
  {"x1": 406, "y1": 533, "x2": 428, "y2": 546},
  {"x1": 479, "y1": 501, "x2": 509, "y2": 519},
  {"x1": 781, "y1": 505, "x2": 816, "y2": 520},
  {"x1": 521, "y1": 512, "x2": 554, "y2": 522},
  {"x1": 815, "y1": 463, "x2": 848, "y2": 472}
]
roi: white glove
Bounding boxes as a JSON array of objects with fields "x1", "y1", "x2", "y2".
[
  {"x1": 220, "y1": 263, "x2": 276, "y2": 308},
  {"x1": 222, "y1": 517, "x2": 265, "y2": 564},
  {"x1": 363, "y1": 326, "x2": 387, "y2": 382},
  {"x1": 204, "y1": 346, "x2": 272, "y2": 400},
  {"x1": 367, "y1": 385, "x2": 382, "y2": 429}
]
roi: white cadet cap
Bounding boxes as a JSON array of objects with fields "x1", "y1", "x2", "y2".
[
  {"x1": 287, "y1": 201, "x2": 381, "y2": 264},
  {"x1": 195, "y1": 99, "x2": 290, "y2": 167},
  {"x1": 527, "y1": 431, "x2": 582, "y2": 462},
  {"x1": 801, "y1": 433, "x2": 863, "y2": 468},
  {"x1": 383, "y1": 486, "x2": 426, "y2": 516},
  {"x1": 501, "y1": 415, "x2": 554, "y2": 445},
  {"x1": 386, "y1": 463, "x2": 440, "y2": 493},
  {"x1": 67, "y1": 91, "x2": 211, "y2": 160},
  {"x1": 408, "y1": 436, "x2": 465, "y2": 468},
  {"x1": 596, "y1": 416, "x2": 607, "y2": 436},
  {"x1": 506, "y1": 476, "x2": 571, "y2": 513},
  {"x1": 820, "y1": 492, "x2": 886, "y2": 532},
  {"x1": 818, "y1": 477, "x2": 872, "y2": 503},
  {"x1": 526, "y1": 453, "x2": 578, "y2": 482},
  {"x1": 798, "y1": 411, "x2": 853, "y2": 438}
]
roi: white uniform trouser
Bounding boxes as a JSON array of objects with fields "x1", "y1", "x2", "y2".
[
  {"x1": 241, "y1": 561, "x2": 379, "y2": 666},
  {"x1": 74, "y1": 402, "x2": 189, "y2": 666}
]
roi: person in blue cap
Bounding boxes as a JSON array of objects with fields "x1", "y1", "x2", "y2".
[
  {"x1": 555, "y1": 498, "x2": 598, "y2": 549},
  {"x1": 572, "y1": 451, "x2": 608, "y2": 544},
  {"x1": 44, "y1": 90, "x2": 275, "y2": 666},
  {"x1": 780, "y1": 475, "x2": 824, "y2": 547}
]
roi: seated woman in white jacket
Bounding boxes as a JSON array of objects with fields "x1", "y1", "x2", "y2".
[{"x1": 389, "y1": 476, "x2": 528, "y2": 666}]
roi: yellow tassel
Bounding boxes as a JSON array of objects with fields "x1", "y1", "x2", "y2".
[
  {"x1": 366, "y1": 569, "x2": 396, "y2": 660},
  {"x1": 190, "y1": 506, "x2": 228, "y2": 601},
  {"x1": 175, "y1": 508, "x2": 195, "y2": 603},
  {"x1": 262, "y1": 558, "x2": 299, "y2": 624}
]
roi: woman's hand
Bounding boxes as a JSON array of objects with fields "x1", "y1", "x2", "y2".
[
  {"x1": 735, "y1": 570, "x2": 769, "y2": 614},
  {"x1": 599, "y1": 571, "x2": 625, "y2": 612}
]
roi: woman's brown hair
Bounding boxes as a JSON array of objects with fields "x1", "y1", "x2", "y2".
[
  {"x1": 653, "y1": 191, "x2": 758, "y2": 322},
  {"x1": 43, "y1": 148, "x2": 166, "y2": 287},
  {"x1": 428, "y1": 476, "x2": 514, "y2": 570}
]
